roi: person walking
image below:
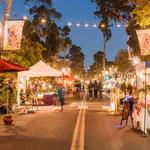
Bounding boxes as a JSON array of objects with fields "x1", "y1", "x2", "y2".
[
  {"x1": 88, "y1": 81, "x2": 93, "y2": 99},
  {"x1": 57, "y1": 84, "x2": 65, "y2": 111},
  {"x1": 99, "y1": 81, "x2": 103, "y2": 100},
  {"x1": 93, "y1": 80, "x2": 99, "y2": 99}
]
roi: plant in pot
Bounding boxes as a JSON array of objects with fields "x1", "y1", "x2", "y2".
[{"x1": 0, "y1": 77, "x2": 17, "y2": 125}]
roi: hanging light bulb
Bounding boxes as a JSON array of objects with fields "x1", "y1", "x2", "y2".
[
  {"x1": 93, "y1": 24, "x2": 97, "y2": 28},
  {"x1": 41, "y1": 18, "x2": 46, "y2": 24},
  {"x1": 67, "y1": 22, "x2": 72, "y2": 26},
  {"x1": 84, "y1": 23, "x2": 89, "y2": 27},
  {"x1": 76, "y1": 23, "x2": 80, "y2": 27},
  {"x1": 23, "y1": 16, "x2": 28, "y2": 20},
  {"x1": 116, "y1": 24, "x2": 121, "y2": 28}
]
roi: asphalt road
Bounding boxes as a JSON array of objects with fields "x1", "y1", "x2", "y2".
[{"x1": 0, "y1": 94, "x2": 150, "y2": 150}]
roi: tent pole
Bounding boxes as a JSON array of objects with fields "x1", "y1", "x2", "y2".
[{"x1": 143, "y1": 57, "x2": 147, "y2": 136}]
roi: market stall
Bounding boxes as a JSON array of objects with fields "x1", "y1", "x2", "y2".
[
  {"x1": 17, "y1": 60, "x2": 62, "y2": 106},
  {"x1": 132, "y1": 91, "x2": 150, "y2": 134}
]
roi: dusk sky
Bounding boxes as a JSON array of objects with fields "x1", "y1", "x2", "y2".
[{"x1": 0, "y1": 0, "x2": 128, "y2": 69}]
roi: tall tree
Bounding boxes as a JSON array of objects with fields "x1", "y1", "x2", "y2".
[
  {"x1": 69, "y1": 45, "x2": 85, "y2": 77},
  {"x1": 93, "y1": 51, "x2": 104, "y2": 75},
  {"x1": 115, "y1": 49, "x2": 134, "y2": 74},
  {"x1": 24, "y1": 0, "x2": 72, "y2": 62},
  {"x1": 91, "y1": 0, "x2": 135, "y2": 25},
  {"x1": 126, "y1": 18, "x2": 140, "y2": 56}
]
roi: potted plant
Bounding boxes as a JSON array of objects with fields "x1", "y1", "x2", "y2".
[
  {"x1": 3, "y1": 115, "x2": 13, "y2": 125},
  {"x1": 0, "y1": 77, "x2": 16, "y2": 125}
]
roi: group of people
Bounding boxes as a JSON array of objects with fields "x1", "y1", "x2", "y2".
[{"x1": 88, "y1": 80, "x2": 103, "y2": 100}]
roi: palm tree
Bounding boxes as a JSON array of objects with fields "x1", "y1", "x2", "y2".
[{"x1": 4, "y1": 0, "x2": 13, "y2": 21}]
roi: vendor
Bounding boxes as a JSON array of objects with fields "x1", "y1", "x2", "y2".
[{"x1": 120, "y1": 90, "x2": 134, "y2": 127}]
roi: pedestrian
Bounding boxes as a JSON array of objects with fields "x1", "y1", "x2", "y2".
[
  {"x1": 88, "y1": 81, "x2": 93, "y2": 99},
  {"x1": 120, "y1": 90, "x2": 134, "y2": 128},
  {"x1": 57, "y1": 83, "x2": 65, "y2": 111},
  {"x1": 93, "y1": 80, "x2": 99, "y2": 99},
  {"x1": 99, "y1": 81, "x2": 103, "y2": 100}
]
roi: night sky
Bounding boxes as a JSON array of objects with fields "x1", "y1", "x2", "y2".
[{"x1": 0, "y1": 0, "x2": 128, "y2": 69}]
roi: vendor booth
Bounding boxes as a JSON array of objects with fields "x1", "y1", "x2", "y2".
[
  {"x1": 132, "y1": 60, "x2": 150, "y2": 134},
  {"x1": 17, "y1": 60, "x2": 62, "y2": 106}
]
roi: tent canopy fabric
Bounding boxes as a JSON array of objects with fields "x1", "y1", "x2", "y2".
[
  {"x1": 18, "y1": 60, "x2": 62, "y2": 77},
  {"x1": 0, "y1": 58, "x2": 28, "y2": 73}
]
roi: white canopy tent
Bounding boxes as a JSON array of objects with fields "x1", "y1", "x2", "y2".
[
  {"x1": 17, "y1": 60, "x2": 62, "y2": 105},
  {"x1": 18, "y1": 60, "x2": 62, "y2": 78}
]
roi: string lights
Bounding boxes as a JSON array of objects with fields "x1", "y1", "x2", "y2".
[
  {"x1": 60, "y1": 21, "x2": 123, "y2": 29},
  {"x1": 21, "y1": 15, "x2": 123, "y2": 29},
  {"x1": 17, "y1": 2, "x2": 123, "y2": 29}
]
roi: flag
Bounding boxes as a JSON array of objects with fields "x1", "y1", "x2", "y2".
[
  {"x1": 136, "y1": 29, "x2": 150, "y2": 56},
  {"x1": 3, "y1": 20, "x2": 24, "y2": 50}
]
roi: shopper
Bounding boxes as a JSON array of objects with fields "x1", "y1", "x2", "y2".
[
  {"x1": 57, "y1": 84, "x2": 65, "y2": 111},
  {"x1": 99, "y1": 81, "x2": 103, "y2": 100},
  {"x1": 88, "y1": 81, "x2": 93, "y2": 99},
  {"x1": 93, "y1": 80, "x2": 99, "y2": 99}
]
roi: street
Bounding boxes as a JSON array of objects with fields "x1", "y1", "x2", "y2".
[{"x1": 0, "y1": 94, "x2": 150, "y2": 150}]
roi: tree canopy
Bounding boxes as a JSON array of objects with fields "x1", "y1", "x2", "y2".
[
  {"x1": 115, "y1": 49, "x2": 134, "y2": 74},
  {"x1": 131, "y1": 0, "x2": 150, "y2": 28},
  {"x1": 23, "y1": 0, "x2": 72, "y2": 63},
  {"x1": 69, "y1": 45, "x2": 85, "y2": 77}
]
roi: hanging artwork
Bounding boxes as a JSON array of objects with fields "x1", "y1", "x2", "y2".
[
  {"x1": 3, "y1": 20, "x2": 24, "y2": 50},
  {"x1": 136, "y1": 29, "x2": 150, "y2": 56}
]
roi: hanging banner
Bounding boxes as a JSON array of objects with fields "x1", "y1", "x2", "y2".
[
  {"x1": 0, "y1": 22, "x2": 2, "y2": 46},
  {"x1": 136, "y1": 29, "x2": 150, "y2": 56},
  {"x1": 3, "y1": 20, "x2": 24, "y2": 50}
]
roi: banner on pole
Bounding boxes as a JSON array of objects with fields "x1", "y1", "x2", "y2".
[
  {"x1": 3, "y1": 20, "x2": 24, "y2": 50},
  {"x1": 136, "y1": 29, "x2": 150, "y2": 56}
]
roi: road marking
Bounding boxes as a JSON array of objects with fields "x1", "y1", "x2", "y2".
[
  {"x1": 79, "y1": 109, "x2": 85, "y2": 150},
  {"x1": 71, "y1": 110, "x2": 82, "y2": 150},
  {"x1": 70, "y1": 92, "x2": 87, "y2": 150}
]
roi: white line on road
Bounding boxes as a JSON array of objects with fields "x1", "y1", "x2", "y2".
[{"x1": 70, "y1": 92, "x2": 87, "y2": 150}]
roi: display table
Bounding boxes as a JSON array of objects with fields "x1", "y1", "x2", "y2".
[{"x1": 43, "y1": 94, "x2": 54, "y2": 106}]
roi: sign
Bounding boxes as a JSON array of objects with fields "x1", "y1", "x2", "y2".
[
  {"x1": 3, "y1": 20, "x2": 24, "y2": 50},
  {"x1": 136, "y1": 29, "x2": 150, "y2": 56}
]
